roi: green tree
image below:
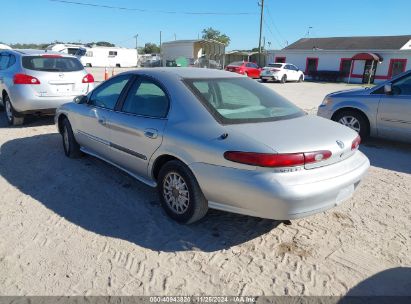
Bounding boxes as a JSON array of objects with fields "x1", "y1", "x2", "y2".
[
  {"x1": 142, "y1": 43, "x2": 160, "y2": 54},
  {"x1": 201, "y1": 27, "x2": 230, "y2": 46},
  {"x1": 95, "y1": 41, "x2": 115, "y2": 47}
]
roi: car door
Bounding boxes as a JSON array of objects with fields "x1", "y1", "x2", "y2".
[
  {"x1": 247, "y1": 63, "x2": 260, "y2": 78},
  {"x1": 108, "y1": 76, "x2": 169, "y2": 180},
  {"x1": 377, "y1": 73, "x2": 411, "y2": 142},
  {"x1": 289, "y1": 64, "x2": 300, "y2": 80},
  {"x1": 75, "y1": 74, "x2": 133, "y2": 160}
]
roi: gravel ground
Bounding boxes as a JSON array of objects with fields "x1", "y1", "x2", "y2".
[{"x1": 0, "y1": 81, "x2": 410, "y2": 296}]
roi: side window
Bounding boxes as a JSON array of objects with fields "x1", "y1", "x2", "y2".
[
  {"x1": 7, "y1": 55, "x2": 16, "y2": 68},
  {"x1": 0, "y1": 54, "x2": 10, "y2": 70},
  {"x1": 290, "y1": 65, "x2": 298, "y2": 71},
  {"x1": 284, "y1": 65, "x2": 290, "y2": 70},
  {"x1": 392, "y1": 74, "x2": 411, "y2": 96},
  {"x1": 121, "y1": 78, "x2": 169, "y2": 118},
  {"x1": 250, "y1": 63, "x2": 258, "y2": 69},
  {"x1": 246, "y1": 63, "x2": 252, "y2": 68},
  {"x1": 89, "y1": 74, "x2": 131, "y2": 109}
]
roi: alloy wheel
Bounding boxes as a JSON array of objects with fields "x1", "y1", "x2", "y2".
[
  {"x1": 5, "y1": 99, "x2": 13, "y2": 122},
  {"x1": 163, "y1": 172, "x2": 190, "y2": 214},
  {"x1": 338, "y1": 116, "x2": 361, "y2": 133}
]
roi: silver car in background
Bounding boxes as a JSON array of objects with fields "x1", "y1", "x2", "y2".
[
  {"x1": 318, "y1": 70, "x2": 411, "y2": 142},
  {"x1": 0, "y1": 49, "x2": 94, "y2": 125},
  {"x1": 55, "y1": 68, "x2": 369, "y2": 224}
]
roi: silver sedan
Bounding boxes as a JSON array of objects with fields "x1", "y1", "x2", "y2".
[
  {"x1": 55, "y1": 68, "x2": 369, "y2": 224},
  {"x1": 318, "y1": 70, "x2": 411, "y2": 142}
]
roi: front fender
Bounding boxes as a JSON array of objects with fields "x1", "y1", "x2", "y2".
[{"x1": 330, "y1": 100, "x2": 378, "y2": 135}]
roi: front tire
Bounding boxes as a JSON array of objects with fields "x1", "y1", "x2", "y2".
[
  {"x1": 61, "y1": 118, "x2": 82, "y2": 158},
  {"x1": 158, "y1": 160, "x2": 208, "y2": 224},
  {"x1": 333, "y1": 110, "x2": 369, "y2": 139},
  {"x1": 260, "y1": 78, "x2": 267, "y2": 83},
  {"x1": 4, "y1": 95, "x2": 24, "y2": 126},
  {"x1": 298, "y1": 75, "x2": 304, "y2": 82}
]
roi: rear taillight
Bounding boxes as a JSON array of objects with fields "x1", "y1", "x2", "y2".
[
  {"x1": 304, "y1": 150, "x2": 332, "y2": 164},
  {"x1": 351, "y1": 135, "x2": 361, "y2": 150},
  {"x1": 82, "y1": 73, "x2": 94, "y2": 83},
  {"x1": 13, "y1": 74, "x2": 40, "y2": 85},
  {"x1": 270, "y1": 68, "x2": 280, "y2": 72},
  {"x1": 224, "y1": 150, "x2": 332, "y2": 168}
]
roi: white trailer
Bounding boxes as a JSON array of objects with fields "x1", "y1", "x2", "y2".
[{"x1": 75, "y1": 46, "x2": 138, "y2": 68}]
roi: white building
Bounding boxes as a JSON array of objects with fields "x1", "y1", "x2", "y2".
[
  {"x1": 267, "y1": 35, "x2": 411, "y2": 84},
  {"x1": 161, "y1": 39, "x2": 225, "y2": 67}
]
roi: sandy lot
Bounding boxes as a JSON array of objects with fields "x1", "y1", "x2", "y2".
[{"x1": 0, "y1": 81, "x2": 410, "y2": 296}]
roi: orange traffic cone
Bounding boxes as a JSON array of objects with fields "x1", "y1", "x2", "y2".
[
  {"x1": 104, "y1": 67, "x2": 109, "y2": 80},
  {"x1": 112, "y1": 67, "x2": 115, "y2": 77}
]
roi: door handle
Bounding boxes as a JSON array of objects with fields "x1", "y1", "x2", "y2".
[{"x1": 144, "y1": 128, "x2": 158, "y2": 139}]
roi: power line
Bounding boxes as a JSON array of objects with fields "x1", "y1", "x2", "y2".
[
  {"x1": 265, "y1": 5, "x2": 287, "y2": 46},
  {"x1": 49, "y1": 0, "x2": 258, "y2": 15},
  {"x1": 263, "y1": 18, "x2": 284, "y2": 49}
]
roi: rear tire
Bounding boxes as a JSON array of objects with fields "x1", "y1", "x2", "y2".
[
  {"x1": 4, "y1": 95, "x2": 24, "y2": 126},
  {"x1": 158, "y1": 160, "x2": 208, "y2": 224},
  {"x1": 281, "y1": 75, "x2": 287, "y2": 84},
  {"x1": 333, "y1": 110, "x2": 369, "y2": 140},
  {"x1": 61, "y1": 118, "x2": 82, "y2": 158},
  {"x1": 260, "y1": 78, "x2": 267, "y2": 83}
]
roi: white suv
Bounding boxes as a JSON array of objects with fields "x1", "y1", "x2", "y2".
[
  {"x1": 0, "y1": 49, "x2": 94, "y2": 125},
  {"x1": 260, "y1": 63, "x2": 304, "y2": 83}
]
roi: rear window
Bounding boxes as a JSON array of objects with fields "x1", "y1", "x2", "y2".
[
  {"x1": 228, "y1": 61, "x2": 243, "y2": 66},
  {"x1": 185, "y1": 77, "x2": 304, "y2": 124},
  {"x1": 22, "y1": 56, "x2": 84, "y2": 72},
  {"x1": 268, "y1": 63, "x2": 283, "y2": 68}
]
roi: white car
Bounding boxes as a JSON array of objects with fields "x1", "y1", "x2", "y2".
[{"x1": 260, "y1": 63, "x2": 304, "y2": 83}]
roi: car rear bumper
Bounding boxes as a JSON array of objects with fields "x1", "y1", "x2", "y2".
[
  {"x1": 7, "y1": 85, "x2": 91, "y2": 113},
  {"x1": 189, "y1": 151, "x2": 370, "y2": 220},
  {"x1": 260, "y1": 73, "x2": 281, "y2": 81}
]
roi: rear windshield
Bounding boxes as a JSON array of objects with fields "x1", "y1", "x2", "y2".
[
  {"x1": 185, "y1": 77, "x2": 304, "y2": 124},
  {"x1": 227, "y1": 61, "x2": 243, "y2": 66},
  {"x1": 22, "y1": 56, "x2": 84, "y2": 72},
  {"x1": 267, "y1": 63, "x2": 283, "y2": 68}
]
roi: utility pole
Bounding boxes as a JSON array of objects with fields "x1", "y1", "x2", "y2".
[
  {"x1": 134, "y1": 34, "x2": 139, "y2": 67},
  {"x1": 159, "y1": 30, "x2": 162, "y2": 56},
  {"x1": 258, "y1": 0, "x2": 264, "y2": 66}
]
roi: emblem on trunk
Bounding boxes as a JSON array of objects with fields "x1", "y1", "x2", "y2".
[
  {"x1": 59, "y1": 73, "x2": 64, "y2": 78},
  {"x1": 336, "y1": 140, "x2": 345, "y2": 149}
]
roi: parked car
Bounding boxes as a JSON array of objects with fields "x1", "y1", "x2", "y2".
[
  {"x1": 260, "y1": 63, "x2": 305, "y2": 83},
  {"x1": 56, "y1": 68, "x2": 369, "y2": 224},
  {"x1": 318, "y1": 70, "x2": 411, "y2": 142},
  {"x1": 225, "y1": 61, "x2": 261, "y2": 78},
  {"x1": 0, "y1": 49, "x2": 94, "y2": 125}
]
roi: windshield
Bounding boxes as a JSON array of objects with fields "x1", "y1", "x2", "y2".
[
  {"x1": 22, "y1": 56, "x2": 84, "y2": 72},
  {"x1": 267, "y1": 63, "x2": 283, "y2": 68},
  {"x1": 185, "y1": 77, "x2": 304, "y2": 124},
  {"x1": 227, "y1": 61, "x2": 243, "y2": 66}
]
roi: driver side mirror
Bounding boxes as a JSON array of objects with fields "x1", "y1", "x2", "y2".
[
  {"x1": 73, "y1": 95, "x2": 88, "y2": 104},
  {"x1": 384, "y1": 83, "x2": 392, "y2": 95}
]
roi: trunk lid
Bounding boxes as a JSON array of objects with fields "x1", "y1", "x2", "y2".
[{"x1": 226, "y1": 115, "x2": 358, "y2": 169}]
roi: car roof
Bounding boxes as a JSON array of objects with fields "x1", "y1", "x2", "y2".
[
  {"x1": 8, "y1": 49, "x2": 75, "y2": 57},
  {"x1": 128, "y1": 67, "x2": 244, "y2": 79}
]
